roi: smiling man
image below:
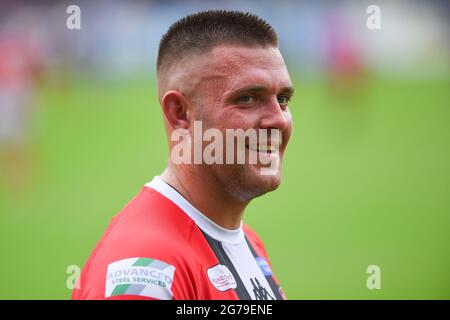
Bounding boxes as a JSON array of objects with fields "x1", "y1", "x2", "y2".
[{"x1": 73, "y1": 10, "x2": 294, "y2": 300}]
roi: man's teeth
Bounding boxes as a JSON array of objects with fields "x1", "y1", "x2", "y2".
[{"x1": 247, "y1": 145, "x2": 277, "y2": 152}]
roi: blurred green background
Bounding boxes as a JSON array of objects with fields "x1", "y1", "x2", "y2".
[
  {"x1": 0, "y1": 1, "x2": 449, "y2": 299},
  {"x1": 1, "y1": 75, "x2": 449, "y2": 299}
]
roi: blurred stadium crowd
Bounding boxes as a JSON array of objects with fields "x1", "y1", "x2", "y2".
[
  {"x1": 1, "y1": 0, "x2": 448, "y2": 78},
  {"x1": 0, "y1": 0, "x2": 448, "y2": 193}
]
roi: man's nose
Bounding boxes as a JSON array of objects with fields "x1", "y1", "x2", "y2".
[{"x1": 259, "y1": 96, "x2": 290, "y2": 131}]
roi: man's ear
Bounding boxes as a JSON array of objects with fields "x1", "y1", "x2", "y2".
[{"x1": 161, "y1": 90, "x2": 192, "y2": 129}]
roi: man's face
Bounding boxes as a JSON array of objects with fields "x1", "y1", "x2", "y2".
[{"x1": 186, "y1": 45, "x2": 294, "y2": 201}]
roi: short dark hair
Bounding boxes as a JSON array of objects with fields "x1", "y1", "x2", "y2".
[{"x1": 157, "y1": 10, "x2": 278, "y2": 73}]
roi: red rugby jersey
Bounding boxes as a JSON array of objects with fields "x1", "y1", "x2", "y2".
[{"x1": 72, "y1": 177, "x2": 286, "y2": 300}]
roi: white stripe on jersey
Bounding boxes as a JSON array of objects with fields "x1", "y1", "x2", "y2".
[{"x1": 146, "y1": 176, "x2": 276, "y2": 300}]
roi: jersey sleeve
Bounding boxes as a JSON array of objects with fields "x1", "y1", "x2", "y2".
[{"x1": 72, "y1": 225, "x2": 203, "y2": 300}]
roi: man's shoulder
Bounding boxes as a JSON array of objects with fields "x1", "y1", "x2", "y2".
[
  {"x1": 92, "y1": 185, "x2": 200, "y2": 258},
  {"x1": 73, "y1": 187, "x2": 202, "y2": 300},
  {"x1": 92, "y1": 186, "x2": 196, "y2": 257},
  {"x1": 108, "y1": 186, "x2": 197, "y2": 240}
]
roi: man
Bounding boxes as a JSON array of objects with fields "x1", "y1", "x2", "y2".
[{"x1": 73, "y1": 10, "x2": 294, "y2": 300}]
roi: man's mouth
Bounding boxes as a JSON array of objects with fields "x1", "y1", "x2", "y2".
[
  {"x1": 245, "y1": 138, "x2": 282, "y2": 155},
  {"x1": 245, "y1": 144, "x2": 277, "y2": 154}
]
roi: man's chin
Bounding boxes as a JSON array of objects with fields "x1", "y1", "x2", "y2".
[
  {"x1": 209, "y1": 161, "x2": 283, "y2": 201},
  {"x1": 245, "y1": 164, "x2": 282, "y2": 196},
  {"x1": 258, "y1": 172, "x2": 282, "y2": 193}
]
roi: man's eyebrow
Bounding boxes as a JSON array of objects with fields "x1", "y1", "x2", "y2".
[
  {"x1": 230, "y1": 85, "x2": 295, "y2": 96},
  {"x1": 279, "y1": 86, "x2": 295, "y2": 96}
]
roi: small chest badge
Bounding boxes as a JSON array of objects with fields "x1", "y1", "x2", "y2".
[{"x1": 207, "y1": 264, "x2": 237, "y2": 292}]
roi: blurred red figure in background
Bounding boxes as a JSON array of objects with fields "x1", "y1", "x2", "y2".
[
  {"x1": 324, "y1": 11, "x2": 368, "y2": 100},
  {"x1": 0, "y1": 31, "x2": 43, "y2": 195}
]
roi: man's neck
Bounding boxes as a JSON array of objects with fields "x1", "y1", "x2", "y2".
[{"x1": 160, "y1": 165, "x2": 248, "y2": 230}]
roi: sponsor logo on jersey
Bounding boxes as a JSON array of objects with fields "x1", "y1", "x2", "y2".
[
  {"x1": 255, "y1": 257, "x2": 273, "y2": 276},
  {"x1": 207, "y1": 264, "x2": 237, "y2": 292},
  {"x1": 105, "y1": 257, "x2": 175, "y2": 300},
  {"x1": 250, "y1": 277, "x2": 275, "y2": 300}
]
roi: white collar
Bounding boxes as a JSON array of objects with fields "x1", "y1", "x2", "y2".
[{"x1": 145, "y1": 176, "x2": 244, "y2": 245}]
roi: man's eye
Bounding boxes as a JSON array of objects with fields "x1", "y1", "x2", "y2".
[
  {"x1": 238, "y1": 95, "x2": 255, "y2": 103},
  {"x1": 277, "y1": 95, "x2": 290, "y2": 108}
]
